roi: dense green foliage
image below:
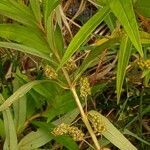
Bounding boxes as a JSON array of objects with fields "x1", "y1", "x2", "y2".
[{"x1": 0, "y1": 0, "x2": 150, "y2": 149}]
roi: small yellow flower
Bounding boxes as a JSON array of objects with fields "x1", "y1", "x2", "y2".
[
  {"x1": 88, "y1": 111, "x2": 107, "y2": 134},
  {"x1": 44, "y1": 65, "x2": 57, "y2": 79},
  {"x1": 64, "y1": 58, "x2": 77, "y2": 73},
  {"x1": 51, "y1": 123, "x2": 84, "y2": 141},
  {"x1": 68, "y1": 126, "x2": 85, "y2": 141},
  {"x1": 137, "y1": 58, "x2": 150, "y2": 70},
  {"x1": 80, "y1": 77, "x2": 91, "y2": 99},
  {"x1": 51, "y1": 123, "x2": 69, "y2": 136}
]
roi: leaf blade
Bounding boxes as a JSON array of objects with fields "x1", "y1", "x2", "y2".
[
  {"x1": 108, "y1": 0, "x2": 143, "y2": 56},
  {"x1": 58, "y1": 6, "x2": 110, "y2": 70},
  {"x1": 0, "y1": 80, "x2": 47, "y2": 111},
  {"x1": 88, "y1": 110, "x2": 137, "y2": 150},
  {"x1": 116, "y1": 35, "x2": 132, "y2": 103}
]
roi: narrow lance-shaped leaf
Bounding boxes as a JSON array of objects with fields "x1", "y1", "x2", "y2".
[
  {"x1": 0, "y1": 42, "x2": 55, "y2": 64},
  {"x1": 0, "y1": 94, "x2": 18, "y2": 150},
  {"x1": 88, "y1": 110, "x2": 137, "y2": 150},
  {"x1": 29, "y1": 0, "x2": 42, "y2": 24},
  {"x1": 0, "y1": 24, "x2": 50, "y2": 54},
  {"x1": 18, "y1": 129, "x2": 52, "y2": 150},
  {"x1": 43, "y1": 0, "x2": 60, "y2": 26},
  {"x1": 0, "y1": 80, "x2": 47, "y2": 111},
  {"x1": 0, "y1": 1, "x2": 37, "y2": 27},
  {"x1": 124, "y1": 129, "x2": 150, "y2": 146},
  {"x1": 108, "y1": 0, "x2": 143, "y2": 57},
  {"x1": 57, "y1": 6, "x2": 110, "y2": 70},
  {"x1": 116, "y1": 35, "x2": 132, "y2": 103},
  {"x1": 135, "y1": 0, "x2": 150, "y2": 18},
  {"x1": 13, "y1": 78, "x2": 27, "y2": 133}
]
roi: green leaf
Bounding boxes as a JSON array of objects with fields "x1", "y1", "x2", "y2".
[
  {"x1": 88, "y1": 110, "x2": 137, "y2": 150},
  {"x1": 140, "y1": 31, "x2": 150, "y2": 44},
  {"x1": 0, "y1": 119, "x2": 5, "y2": 139},
  {"x1": 43, "y1": 0, "x2": 60, "y2": 26},
  {"x1": 104, "y1": 13, "x2": 116, "y2": 31},
  {"x1": 0, "y1": 80, "x2": 47, "y2": 111},
  {"x1": 0, "y1": 1, "x2": 37, "y2": 27},
  {"x1": 54, "y1": 24, "x2": 64, "y2": 57},
  {"x1": 124, "y1": 129, "x2": 150, "y2": 146},
  {"x1": 0, "y1": 42, "x2": 54, "y2": 63},
  {"x1": 52, "y1": 106, "x2": 81, "y2": 125},
  {"x1": 46, "y1": 13, "x2": 56, "y2": 53},
  {"x1": 0, "y1": 94, "x2": 18, "y2": 150},
  {"x1": 0, "y1": 24, "x2": 50, "y2": 54},
  {"x1": 13, "y1": 78, "x2": 27, "y2": 133},
  {"x1": 45, "y1": 91, "x2": 76, "y2": 122},
  {"x1": 57, "y1": 6, "x2": 110, "y2": 70},
  {"x1": 54, "y1": 135, "x2": 79, "y2": 150},
  {"x1": 116, "y1": 36, "x2": 132, "y2": 103},
  {"x1": 29, "y1": 0, "x2": 42, "y2": 23},
  {"x1": 18, "y1": 129, "x2": 52, "y2": 150},
  {"x1": 135, "y1": 0, "x2": 150, "y2": 18},
  {"x1": 108, "y1": 0, "x2": 143, "y2": 57}
]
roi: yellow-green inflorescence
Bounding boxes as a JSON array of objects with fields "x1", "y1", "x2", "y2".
[
  {"x1": 51, "y1": 123, "x2": 84, "y2": 141},
  {"x1": 88, "y1": 111, "x2": 107, "y2": 135},
  {"x1": 79, "y1": 77, "x2": 91, "y2": 99},
  {"x1": 52, "y1": 123, "x2": 69, "y2": 136},
  {"x1": 44, "y1": 65, "x2": 57, "y2": 79},
  {"x1": 137, "y1": 58, "x2": 150, "y2": 70},
  {"x1": 64, "y1": 58, "x2": 77, "y2": 73}
]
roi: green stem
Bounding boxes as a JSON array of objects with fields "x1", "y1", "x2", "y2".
[{"x1": 71, "y1": 87, "x2": 101, "y2": 150}]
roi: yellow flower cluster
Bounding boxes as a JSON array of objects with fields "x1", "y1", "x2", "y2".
[
  {"x1": 68, "y1": 126, "x2": 85, "y2": 141},
  {"x1": 79, "y1": 77, "x2": 91, "y2": 99},
  {"x1": 64, "y1": 58, "x2": 77, "y2": 73},
  {"x1": 51, "y1": 123, "x2": 84, "y2": 141},
  {"x1": 137, "y1": 58, "x2": 150, "y2": 69},
  {"x1": 52, "y1": 123, "x2": 69, "y2": 136},
  {"x1": 44, "y1": 65, "x2": 57, "y2": 79},
  {"x1": 88, "y1": 111, "x2": 107, "y2": 134}
]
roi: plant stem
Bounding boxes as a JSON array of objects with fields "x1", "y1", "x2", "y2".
[
  {"x1": 61, "y1": 68, "x2": 100, "y2": 149},
  {"x1": 71, "y1": 87, "x2": 101, "y2": 150}
]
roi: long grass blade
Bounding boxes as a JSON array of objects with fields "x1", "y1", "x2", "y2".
[
  {"x1": 116, "y1": 35, "x2": 132, "y2": 103},
  {"x1": 57, "y1": 6, "x2": 110, "y2": 70},
  {"x1": 108, "y1": 0, "x2": 143, "y2": 57}
]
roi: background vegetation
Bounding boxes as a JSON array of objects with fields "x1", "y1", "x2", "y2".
[{"x1": 0, "y1": 0, "x2": 150, "y2": 149}]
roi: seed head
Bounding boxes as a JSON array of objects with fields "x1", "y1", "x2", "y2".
[
  {"x1": 80, "y1": 77, "x2": 91, "y2": 99},
  {"x1": 51, "y1": 123, "x2": 84, "y2": 141},
  {"x1": 51, "y1": 123, "x2": 69, "y2": 136},
  {"x1": 68, "y1": 126, "x2": 85, "y2": 141},
  {"x1": 137, "y1": 58, "x2": 150, "y2": 70},
  {"x1": 88, "y1": 111, "x2": 107, "y2": 134},
  {"x1": 65, "y1": 58, "x2": 77, "y2": 73},
  {"x1": 44, "y1": 65, "x2": 57, "y2": 79}
]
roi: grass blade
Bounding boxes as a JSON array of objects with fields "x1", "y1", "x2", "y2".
[
  {"x1": 0, "y1": 42, "x2": 54, "y2": 63},
  {"x1": 116, "y1": 36, "x2": 132, "y2": 103},
  {"x1": 0, "y1": 1, "x2": 36, "y2": 27},
  {"x1": 88, "y1": 110, "x2": 137, "y2": 150},
  {"x1": 57, "y1": 6, "x2": 110, "y2": 70},
  {"x1": 124, "y1": 129, "x2": 150, "y2": 146},
  {"x1": 13, "y1": 78, "x2": 27, "y2": 133},
  {"x1": 18, "y1": 129, "x2": 52, "y2": 150},
  {"x1": 0, "y1": 24, "x2": 50, "y2": 54},
  {"x1": 108, "y1": 0, "x2": 143, "y2": 57},
  {"x1": 0, "y1": 94, "x2": 18, "y2": 150},
  {"x1": 29, "y1": 0, "x2": 42, "y2": 23},
  {"x1": 43, "y1": 0, "x2": 60, "y2": 26},
  {"x1": 0, "y1": 80, "x2": 47, "y2": 112},
  {"x1": 135, "y1": 0, "x2": 150, "y2": 18}
]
